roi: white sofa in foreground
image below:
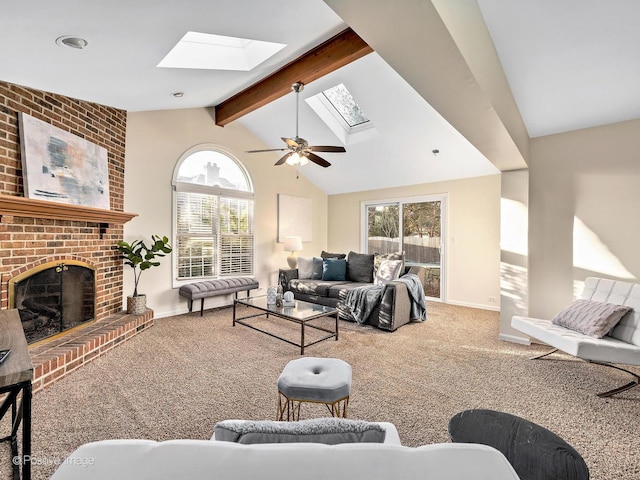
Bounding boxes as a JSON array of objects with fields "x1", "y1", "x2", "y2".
[
  {"x1": 512, "y1": 276, "x2": 640, "y2": 397},
  {"x1": 49, "y1": 438, "x2": 521, "y2": 480}
]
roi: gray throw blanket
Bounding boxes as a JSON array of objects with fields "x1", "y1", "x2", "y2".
[
  {"x1": 394, "y1": 273, "x2": 427, "y2": 321},
  {"x1": 344, "y1": 284, "x2": 384, "y2": 324},
  {"x1": 344, "y1": 273, "x2": 427, "y2": 325}
]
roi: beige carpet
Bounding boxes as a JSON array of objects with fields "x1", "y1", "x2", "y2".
[{"x1": 2, "y1": 302, "x2": 640, "y2": 479}]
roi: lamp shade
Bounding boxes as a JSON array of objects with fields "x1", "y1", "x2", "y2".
[{"x1": 284, "y1": 236, "x2": 303, "y2": 253}]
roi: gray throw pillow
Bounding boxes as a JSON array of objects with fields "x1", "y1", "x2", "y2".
[
  {"x1": 311, "y1": 257, "x2": 324, "y2": 280},
  {"x1": 321, "y1": 251, "x2": 346, "y2": 260},
  {"x1": 214, "y1": 418, "x2": 386, "y2": 444},
  {"x1": 297, "y1": 257, "x2": 313, "y2": 279},
  {"x1": 551, "y1": 299, "x2": 631, "y2": 338},
  {"x1": 346, "y1": 251, "x2": 374, "y2": 283}
]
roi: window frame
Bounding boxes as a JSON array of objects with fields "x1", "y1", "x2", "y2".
[
  {"x1": 360, "y1": 193, "x2": 447, "y2": 301},
  {"x1": 171, "y1": 144, "x2": 255, "y2": 288}
]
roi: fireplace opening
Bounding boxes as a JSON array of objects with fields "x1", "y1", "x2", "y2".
[{"x1": 9, "y1": 261, "x2": 96, "y2": 344}]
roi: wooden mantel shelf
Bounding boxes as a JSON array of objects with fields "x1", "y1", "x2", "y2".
[{"x1": 0, "y1": 194, "x2": 137, "y2": 225}]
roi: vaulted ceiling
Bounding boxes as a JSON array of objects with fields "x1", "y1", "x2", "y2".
[{"x1": 3, "y1": 1, "x2": 639, "y2": 194}]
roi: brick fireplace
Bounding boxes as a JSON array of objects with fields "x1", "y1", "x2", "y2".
[{"x1": 0, "y1": 81, "x2": 152, "y2": 391}]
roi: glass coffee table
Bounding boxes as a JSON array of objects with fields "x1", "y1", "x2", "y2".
[{"x1": 233, "y1": 296, "x2": 338, "y2": 354}]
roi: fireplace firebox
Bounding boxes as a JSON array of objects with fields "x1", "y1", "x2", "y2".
[{"x1": 8, "y1": 260, "x2": 96, "y2": 344}]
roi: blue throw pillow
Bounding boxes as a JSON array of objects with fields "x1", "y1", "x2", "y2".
[{"x1": 322, "y1": 258, "x2": 347, "y2": 281}]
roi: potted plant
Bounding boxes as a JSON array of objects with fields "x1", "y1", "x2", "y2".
[{"x1": 117, "y1": 234, "x2": 172, "y2": 314}]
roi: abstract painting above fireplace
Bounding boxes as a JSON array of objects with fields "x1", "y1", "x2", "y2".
[{"x1": 18, "y1": 112, "x2": 111, "y2": 209}]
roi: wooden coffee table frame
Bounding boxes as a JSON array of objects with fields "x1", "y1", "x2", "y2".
[{"x1": 233, "y1": 296, "x2": 338, "y2": 354}]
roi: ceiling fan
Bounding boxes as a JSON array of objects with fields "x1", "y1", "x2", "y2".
[{"x1": 245, "y1": 82, "x2": 346, "y2": 168}]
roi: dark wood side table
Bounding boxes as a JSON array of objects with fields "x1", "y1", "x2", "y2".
[{"x1": 0, "y1": 309, "x2": 33, "y2": 480}]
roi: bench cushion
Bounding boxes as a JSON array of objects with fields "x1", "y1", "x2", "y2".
[
  {"x1": 179, "y1": 277, "x2": 259, "y2": 300},
  {"x1": 512, "y1": 316, "x2": 640, "y2": 365}
]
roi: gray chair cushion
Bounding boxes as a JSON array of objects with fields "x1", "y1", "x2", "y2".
[
  {"x1": 278, "y1": 357, "x2": 352, "y2": 402},
  {"x1": 449, "y1": 409, "x2": 589, "y2": 480},
  {"x1": 214, "y1": 418, "x2": 385, "y2": 444}
]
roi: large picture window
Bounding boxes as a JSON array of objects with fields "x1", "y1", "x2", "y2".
[{"x1": 172, "y1": 146, "x2": 254, "y2": 285}]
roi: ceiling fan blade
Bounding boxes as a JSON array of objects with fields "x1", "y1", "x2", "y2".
[
  {"x1": 308, "y1": 146, "x2": 346, "y2": 153},
  {"x1": 245, "y1": 148, "x2": 288, "y2": 153},
  {"x1": 275, "y1": 151, "x2": 294, "y2": 166},
  {"x1": 282, "y1": 137, "x2": 299, "y2": 148},
  {"x1": 307, "y1": 152, "x2": 331, "y2": 168}
]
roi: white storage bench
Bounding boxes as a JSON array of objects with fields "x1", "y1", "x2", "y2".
[
  {"x1": 179, "y1": 277, "x2": 259, "y2": 316},
  {"x1": 512, "y1": 276, "x2": 640, "y2": 397}
]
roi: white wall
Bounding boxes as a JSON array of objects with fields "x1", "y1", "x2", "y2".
[
  {"x1": 528, "y1": 118, "x2": 640, "y2": 319},
  {"x1": 327, "y1": 174, "x2": 501, "y2": 310},
  {"x1": 123, "y1": 107, "x2": 328, "y2": 318}
]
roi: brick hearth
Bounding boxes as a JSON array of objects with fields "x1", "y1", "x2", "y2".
[{"x1": 29, "y1": 309, "x2": 154, "y2": 393}]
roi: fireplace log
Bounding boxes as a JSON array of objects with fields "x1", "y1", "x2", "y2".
[{"x1": 22, "y1": 299, "x2": 60, "y2": 319}]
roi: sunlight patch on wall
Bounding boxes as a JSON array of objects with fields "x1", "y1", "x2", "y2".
[
  {"x1": 500, "y1": 198, "x2": 527, "y2": 256},
  {"x1": 573, "y1": 216, "x2": 634, "y2": 280},
  {"x1": 500, "y1": 261, "x2": 528, "y2": 312}
]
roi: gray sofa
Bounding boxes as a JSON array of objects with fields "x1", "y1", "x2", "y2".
[{"x1": 279, "y1": 251, "x2": 426, "y2": 331}]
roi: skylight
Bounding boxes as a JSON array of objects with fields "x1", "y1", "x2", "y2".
[
  {"x1": 157, "y1": 32, "x2": 286, "y2": 71},
  {"x1": 306, "y1": 83, "x2": 377, "y2": 145},
  {"x1": 322, "y1": 83, "x2": 370, "y2": 127}
]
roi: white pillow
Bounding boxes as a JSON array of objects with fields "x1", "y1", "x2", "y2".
[
  {"x1": 374, "y1": 259, "x2": 404, "y2": 285},
  {"x1": 297, "y1": 257, "x2": 313, "y2": 279}
]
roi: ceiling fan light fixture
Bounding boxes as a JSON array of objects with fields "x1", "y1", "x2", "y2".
[
  {"x1": 245, "y1": 81, "x2": 345, "y2": 168},
  {"x1": 286, "y1": 152, "x2": 303, "y2": 166}
]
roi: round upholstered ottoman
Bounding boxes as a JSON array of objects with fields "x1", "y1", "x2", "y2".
[
  {"x1": 277, "y1": 357, "x2": 352, "y2": 421},
  {"x1": 449, "y1": 409, "x2": 589, "y2": 480}
]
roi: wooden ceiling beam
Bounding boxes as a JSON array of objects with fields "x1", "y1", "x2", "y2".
[{"x1": 214, "y1": 28, "x2": 373, "y2": 126}]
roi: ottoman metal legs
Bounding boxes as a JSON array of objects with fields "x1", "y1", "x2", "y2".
[{"x1": 277, "y1": 357, "x2": 352, "y2": 421}]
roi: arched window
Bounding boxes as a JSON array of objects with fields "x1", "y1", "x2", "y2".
[{"x1": 172, "y1": 145, "x2": 254, "y2": 285}]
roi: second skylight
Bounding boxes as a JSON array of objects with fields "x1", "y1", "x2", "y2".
[{"x1": 157, "y1": 32, "x2": 286, "y2": 71}]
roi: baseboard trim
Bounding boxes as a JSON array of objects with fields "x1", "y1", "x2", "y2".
[
  {"x1": 446, "y1": 299, "x2": 500, "y2": 312},
  {"x1": 154, "y1": 308, "x2": 187, "y2": 319},
  {"x1": 499, "y1": 332, "x2": 531, "y2": 345}
]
